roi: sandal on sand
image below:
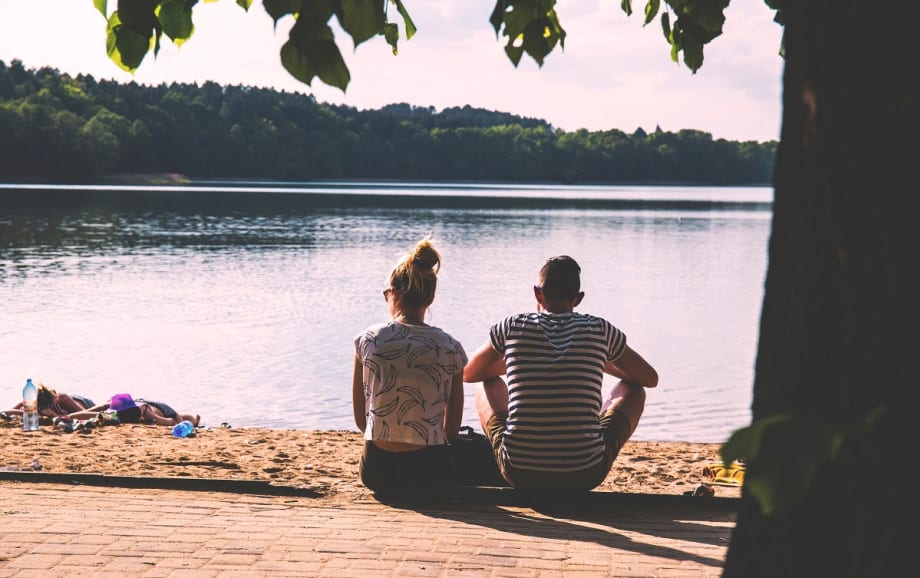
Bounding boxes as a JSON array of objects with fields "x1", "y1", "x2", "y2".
[{"x1": 684, "y1": 483, "x2": 716, "y2": 497}]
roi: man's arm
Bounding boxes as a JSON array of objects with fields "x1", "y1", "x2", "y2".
[
  {"x1": 462, "y1": 340, "x2": 506, "y2": 383},
  {"x1": 604, "y1": 345, "x2": 659, "y2": 388}
]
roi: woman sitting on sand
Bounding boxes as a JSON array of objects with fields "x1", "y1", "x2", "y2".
[
  {"x1": 352, "y1": 237, "x2": 467, "y2": 501},
  {"x1": 2, "y1": 383, "x2": 95, "y2": 421},
  {"x1": 67, "y1": 393, "x2": 200, "y2": 427}
]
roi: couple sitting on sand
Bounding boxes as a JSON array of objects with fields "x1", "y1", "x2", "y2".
[
  {"x1": 4, "y1": 384, "x2": 199, "y2": 429},
  {"x1": 353, "y1": 238, "x2": 659, "y2": 501}
]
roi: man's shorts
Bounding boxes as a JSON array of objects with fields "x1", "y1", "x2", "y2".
[{"x1": 484, "y1": 407, "x2": 633, "y2": 492}]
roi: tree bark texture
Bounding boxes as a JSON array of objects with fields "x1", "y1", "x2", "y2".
[{"x1": 722, "y1": 2, "x2": 917, "y2": 577}]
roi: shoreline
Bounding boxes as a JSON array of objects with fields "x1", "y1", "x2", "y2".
[{"x1": 0, "y1": 422, "x2": 741, "y2": 504}]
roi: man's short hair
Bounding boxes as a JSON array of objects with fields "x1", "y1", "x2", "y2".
[{"x1": 538, "y1": 256, "x2": 581, "y2": 300}]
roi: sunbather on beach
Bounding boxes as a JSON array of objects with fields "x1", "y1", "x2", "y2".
[
  {"x1": 2, "y1": 383, "x2": 94, "y2": 421},
  {"x1": 67, "y1": 393, "x2": 200, "y2": 427}
]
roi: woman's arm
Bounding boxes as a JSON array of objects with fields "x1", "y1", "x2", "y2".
[
  {"x1": 444, "y1": 373, "x2": 464, "y2": 441},
  {"x1": 352, "y1": 354, "x2": 367, "y2": 433}
]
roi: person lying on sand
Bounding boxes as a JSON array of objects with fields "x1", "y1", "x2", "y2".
[
  {"x1": 2, "y1": 382, "x2": 94, "y2": 421},
  {"x1": 66, "y1": 393, "x2": 200, "y2": 427}
]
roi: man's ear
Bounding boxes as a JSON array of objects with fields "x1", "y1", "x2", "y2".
[{"x1": 573, "y1": 291, "x2": 585, "y2": 307}]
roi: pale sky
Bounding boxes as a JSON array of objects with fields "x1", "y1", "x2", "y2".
[{"x1": 0, "y1": 1, "x2": 784, "y2": 142}]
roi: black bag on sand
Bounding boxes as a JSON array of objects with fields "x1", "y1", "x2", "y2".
[{"x1": 449, "y1": 426, "x2": 509, "y2": 487}]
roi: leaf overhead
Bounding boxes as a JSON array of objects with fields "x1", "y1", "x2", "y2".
[
  {"x1": 157, "y1": 0, "x2": 197, "y2": 45},
  {"x1": 340, "y1": 0, "x2": 386, "y2": 47},
  {"x1": 678, "y1": 20, "x2": 704, "y2": 72},
  {"x1": 89, "y1": 0, "x2": 741, "y2": 92},
  {"x1": 672, "y1": 0, "x2": 727, "y2": 31},
  {"x1": 392, "y1": 0, "x2": 417, "y2": 40},
  {"x1": 263, "y1": 0, "x2": 302, "y2": 24},
  {"x1": 643, "y1": 0, "x2": 660, "y2": 26},
  {"x1": 106, "y1": 4, "x2": 159, "y2": 72},
  {"x1": 490, "y1": 0, "x2": 566, "y2": 68},
  {"x1": 647, "y1": 0, "x2": 728, "y2": 73},
  {"x1": 383, "y1": 22, "x2": 400, "y2": 54},
  {"x1": 281, "y1": 12, "x2": 351, "y2": 91}
]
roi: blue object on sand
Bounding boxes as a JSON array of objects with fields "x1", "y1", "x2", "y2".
[{"x1": 172, "y1": 420, "x2": 195, "y2": 438}]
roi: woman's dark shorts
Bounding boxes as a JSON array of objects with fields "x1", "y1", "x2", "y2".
[{"x1": 359, "y1": 441, "x2": 454, "y2": 501}]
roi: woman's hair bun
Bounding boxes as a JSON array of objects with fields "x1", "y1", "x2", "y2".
[{"x1": 413, "y1": 240, "x2": 440, "y2": 273}]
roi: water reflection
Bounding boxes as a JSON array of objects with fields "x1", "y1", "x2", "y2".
[{"x1": 0, "y1": 183, "x2": 771, "y2": 442}]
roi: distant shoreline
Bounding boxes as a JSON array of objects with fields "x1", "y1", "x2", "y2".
[
  {"x1": 93, "y1": 173, "x2": 191, "y2": 186},
  {"x1": 1, "y1": 175, "x2": 773, "y2": 188}
]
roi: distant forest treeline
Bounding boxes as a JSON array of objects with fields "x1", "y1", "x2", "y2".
[{"x1": 0, "y1": 59, "x2": 776, "y2": 184}]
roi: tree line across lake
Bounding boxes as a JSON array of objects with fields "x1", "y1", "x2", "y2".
[{"x1": 0, "y1": 59, "x2": 776, "y2": 185}]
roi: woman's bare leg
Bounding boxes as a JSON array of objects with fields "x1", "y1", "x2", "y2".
[{"x1": 175, "y1": 414, "x2": 200, "y2": 426}]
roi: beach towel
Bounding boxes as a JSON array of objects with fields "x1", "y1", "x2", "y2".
[{"x1": 702, "y1": 461, "x2": 745, "y2": 486}]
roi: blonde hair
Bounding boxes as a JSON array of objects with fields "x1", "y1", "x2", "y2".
[{"x1": 388, "y1": 237, "x2": 441, "y2": 308}]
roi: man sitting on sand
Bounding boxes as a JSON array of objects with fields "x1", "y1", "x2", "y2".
[{"x1": 463, "y1": 255, "x2": 658, "y2": 493}]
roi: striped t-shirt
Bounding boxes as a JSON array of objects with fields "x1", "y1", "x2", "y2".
[{"x1": 489, "y1": 312, "x2": 627, "y2": 472}]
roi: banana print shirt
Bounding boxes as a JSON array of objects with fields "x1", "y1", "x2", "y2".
[{"x1": 355, "y1": 321, "x2": 468, "y2": 446}]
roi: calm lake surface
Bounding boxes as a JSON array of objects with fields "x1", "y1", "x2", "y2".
[{"x1": 0, "y1": 181, "x2": 772, "y2": 442}]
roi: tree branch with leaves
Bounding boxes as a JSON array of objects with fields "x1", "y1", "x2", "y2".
[{"x1": 95, "y1": 0, "x2": 739, "y2": 92}]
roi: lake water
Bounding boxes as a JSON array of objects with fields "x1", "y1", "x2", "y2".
[{"x1": 0, "y1": 181, "x2": 772, "y2": 442}]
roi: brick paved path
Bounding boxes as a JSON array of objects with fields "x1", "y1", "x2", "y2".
[{"x1": 0, "y1": 481, "x2": 736, "y2": 577}]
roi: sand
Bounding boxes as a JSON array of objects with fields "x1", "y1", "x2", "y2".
[{"x1": 0, "y1": 419, "x2": 741, "y2": 503}]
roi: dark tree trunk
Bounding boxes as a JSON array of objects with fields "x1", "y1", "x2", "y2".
[{"x1": 722, "y1": 2, "x2": 916, "y2": 576}]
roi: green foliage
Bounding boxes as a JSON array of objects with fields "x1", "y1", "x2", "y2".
[
  {"x1": 89, "y1": 1, "x2": 753, "y2": 91},
  {"x1": 280, "y1": 6, "x2": 350, "y2": 90},
  {"x1": 0, "y1": 60, "x2": 776, "y2": 183},
  {"x1": 158, "y1": 0, "x2": 197, "y2": 46},
  {"x1": 106, "y1": 10, "x2": 155, "y2": 71},
  {"x1": 722, "y1": 414, "x2": 843, "y2": 516},
  {"x1": 722, "y1": 406, "x2": 889, "y2": 517},
  {"x1": 340, "y1": 0, "x2": 386, "y2": 46},
  {"x1": 95, "y1": 0, "x2": 417, "y2": 92},
  {"x1": 489, "y1": 0, "x2": 565, "y2": 67},
  {"x1": 631, "y1": 0, "x2": 729, "y2": 73}
]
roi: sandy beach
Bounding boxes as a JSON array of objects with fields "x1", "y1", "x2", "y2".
[{"x1": 0, "y1": 419, "x2": 741, "y2": 503}]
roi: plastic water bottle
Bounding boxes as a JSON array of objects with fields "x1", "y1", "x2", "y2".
[
  {"x1": 172, "y1": 420, "x2": 195, "y2": 438},
  {"x1": 22, "y1": 378, "x2": 39, "y2": 432}
]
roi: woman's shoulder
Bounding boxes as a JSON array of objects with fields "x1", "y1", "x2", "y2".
[{"x1": 355, "y1": 321, "x2": 393, "y2": 339}]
